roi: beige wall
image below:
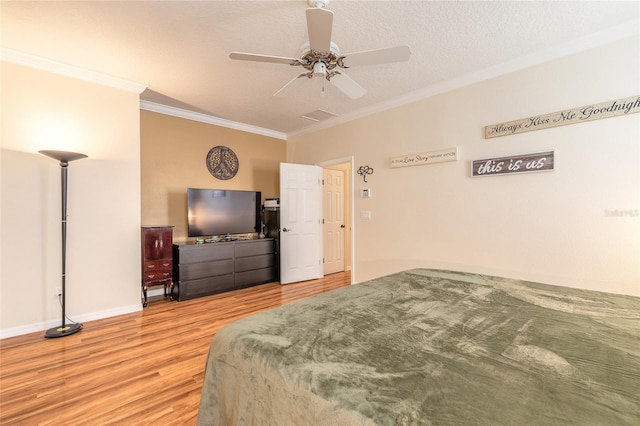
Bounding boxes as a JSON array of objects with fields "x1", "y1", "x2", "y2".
[
  {"x1": 2, "y1": 36, "x2": 636, "y2": 339},
  {"x1": 289, "y1": 36, "x2": 640, "y2": 296},
  {"x1": 1, "y1": 61, "x2": 143, "y2": 337},
  {"x1": 140, "y1": 110, "x2": 286, "y2": 243}
]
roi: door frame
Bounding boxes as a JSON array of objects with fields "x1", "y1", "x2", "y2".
[{"x1": 317, "y1": 156, "x2": 355, "y2": 285}]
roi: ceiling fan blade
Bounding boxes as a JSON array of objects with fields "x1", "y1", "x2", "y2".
[
  {"x1": 329, "y1": 72, "x2": 366, "y2": 99},
  {"x1": 306, "y1": 7, "x2": 333, "y2": 53},
  {"x1": 340, "y1": 45, "x2": 411, "y2": 68},
  {"x1": 274, "y1": 73, "x2": 310, "y2": 98},
  {"x1": 229, "y1": 52, "x2": 300, "y2": 65}
]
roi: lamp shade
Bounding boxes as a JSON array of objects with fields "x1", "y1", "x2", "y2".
[{"x1": 39, "y1": 150, "x2": 88, "y2": 164}]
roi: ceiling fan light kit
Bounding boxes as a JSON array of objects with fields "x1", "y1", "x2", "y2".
[
  {"x1": 308, "y1": 0, "x2": 330, "y2": 8},
  {"x1": 313, "y1": 61, "x2": 327, "y2": 78},
  {"x1": 229, "y1": 0, "x2": 410, "y2": 100}
]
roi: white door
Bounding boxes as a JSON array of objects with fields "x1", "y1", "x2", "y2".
[
  {"x1": 279, "y1": 163, "x2": 323, "y2": 284},
  {"x1": 323, "y1": 168, "x2": 345, "y2": 275}
]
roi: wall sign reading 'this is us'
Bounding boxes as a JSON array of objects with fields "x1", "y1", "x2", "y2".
[
  {"x1": 484, "y1": 95, "x2": 640, "y2": 139},
  {"x1": 471, "y1": 151, "x2": 554, "y2": 177}
]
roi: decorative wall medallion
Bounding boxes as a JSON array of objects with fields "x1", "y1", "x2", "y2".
[{"x1": 206, "y1": 146, "x2": 239, "y2": 180}]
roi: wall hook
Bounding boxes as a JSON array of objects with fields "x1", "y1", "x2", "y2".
[{"x1": 357, "y1": 165, "x2": 374, "y2": 183}]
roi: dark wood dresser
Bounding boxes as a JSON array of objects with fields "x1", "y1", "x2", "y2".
[
  {"x1": 173, "y1": 238, "x2": 276, "y2": 301},
  {"x1": 141, "y1": 226, "x2": 173, "y2": 306}
]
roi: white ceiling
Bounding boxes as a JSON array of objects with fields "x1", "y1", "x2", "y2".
[{"x1": 2, "y1": 1, "x2": 639, "y2": 139}]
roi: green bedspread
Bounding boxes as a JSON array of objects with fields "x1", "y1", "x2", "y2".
[{"x1": 197, "y1": 269, "x2": 640, "y2": 425}]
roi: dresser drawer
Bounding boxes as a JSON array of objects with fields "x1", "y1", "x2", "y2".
[
  {"x1": 235, "y1": 239, "x2": 274, "y2": 258},
  {"x1": 143, "y1": 269, "x2": 172, "y2": 283},
  {"x1": 179, "y1": 259, "x2": 234, "y2": 281},
  {"x1": 144, "y1": 259, "x2": 172, "y2": 273},
  {"x1": 177, "y1": 243, "x2": 234, "y2": 264},
  {"x1": 235, "y1": 254, "x2": 275, "y2": 273},
  {"x1": 179, "y1": 274, "x2": 235, "y2": 300},
  {"x1": 235, "y1": 267, "x2": 275, "y2": 288}
]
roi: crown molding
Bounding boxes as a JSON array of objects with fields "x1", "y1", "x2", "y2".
[
  {"x1": 6, "y1": 17, "x2": 634, "y2": 141},
  {"x1": 0, "y1": 48, "x2": 147, "y2": 94},
  {"x1": 140, "y1": 101, "x2": 288, "y2": 140},
  {"x1": 287, "y1": 19, "x2": 640, "y2": 139}
]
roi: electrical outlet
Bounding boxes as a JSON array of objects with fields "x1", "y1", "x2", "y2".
[{"x1": 55, "y1": 287, "x2": 62, "y2": 297}]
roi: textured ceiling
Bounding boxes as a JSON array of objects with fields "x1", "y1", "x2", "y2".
[{"x1": 2, "y1": 1, "x2": 638, "y2": 139}]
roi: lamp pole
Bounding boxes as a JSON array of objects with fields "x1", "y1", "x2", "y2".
[{"x1": 40, "y1": 150, "x2": 87, "y2": 338}]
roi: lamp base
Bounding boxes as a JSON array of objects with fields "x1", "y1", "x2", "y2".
[{"x1": 44, "y1": 322, "x2": 83, "y2": 338}]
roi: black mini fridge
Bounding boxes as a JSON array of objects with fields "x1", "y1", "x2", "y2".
[{"x1": 261, "y1": 201, "x2": 280, "y2": 281}]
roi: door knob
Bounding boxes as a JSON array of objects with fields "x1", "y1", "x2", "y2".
[
  {"x1": 282, "y1": 228, "x2": 292, "y2": 232},
  {"x1": 340, "y1": 224, "x2": 346, "y2": 228}
]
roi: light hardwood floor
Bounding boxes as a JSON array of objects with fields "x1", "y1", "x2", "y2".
[{"x1": 0, "y1": 272, "x2": 351, "y2": 425}]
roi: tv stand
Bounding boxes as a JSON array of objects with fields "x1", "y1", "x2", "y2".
[{"x1": 173, "y1": 238, "x2": 276, "y2": 301}]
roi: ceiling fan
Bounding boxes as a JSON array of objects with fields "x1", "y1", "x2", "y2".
[{"x1": 229, "y1": 0, "x2": 411, "y2": 99}]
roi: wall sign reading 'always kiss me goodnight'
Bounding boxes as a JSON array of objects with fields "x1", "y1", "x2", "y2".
[
  {"x1": 471, "y1": 151, "x2": 554, "y2": 177},
  {"x1": 484, "y1": 95, "x2": 640, "y2": 139}
]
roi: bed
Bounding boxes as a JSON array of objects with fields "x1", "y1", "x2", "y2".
[{"x1": 197, "y1": 269, "x2": 640, "y2": 425}]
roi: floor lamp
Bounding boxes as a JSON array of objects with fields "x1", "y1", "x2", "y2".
[{"x1": 40, "y1": 150, "x2": 87, "y2": 338}]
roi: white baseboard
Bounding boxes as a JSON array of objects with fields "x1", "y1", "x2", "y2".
[{"x1": 0, "y1": 303, "x2": 143, "y2": 340}]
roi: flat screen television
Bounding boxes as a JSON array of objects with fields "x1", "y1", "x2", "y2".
[{"x1": 187, "y1": 188, "x2": 261, "y2": 237}]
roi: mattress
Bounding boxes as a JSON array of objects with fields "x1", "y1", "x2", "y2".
[{"x1": 197, "y1": 269, "x2": 640, "y2": 425}]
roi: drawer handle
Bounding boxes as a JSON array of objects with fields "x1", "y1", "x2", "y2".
[
  {"x1": 147, "y1": 264, "x2": 155, "y2": 269},
  {"x1": 162, "y1": 262, "x2": 170, "y2": 267},
  {"x1": 148, "y1": 274, "x2": 155, "y2": 279}
]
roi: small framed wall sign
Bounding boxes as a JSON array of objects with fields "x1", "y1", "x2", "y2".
[
  {"x1": 390, "y1": 147, "x2": 458, "y2": 168},
  {"x1": 471, "y1": 151, "x2": 554, "y2": 177}
]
